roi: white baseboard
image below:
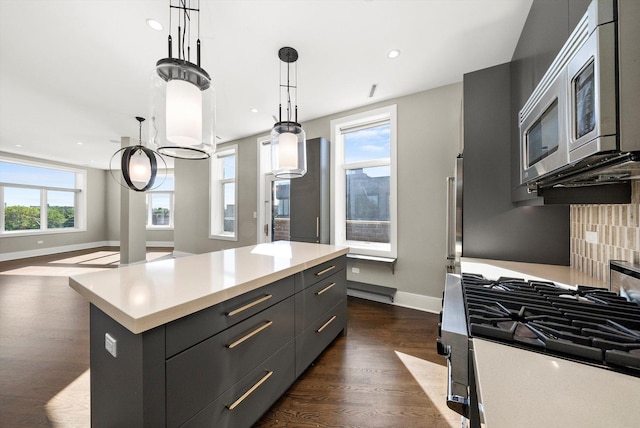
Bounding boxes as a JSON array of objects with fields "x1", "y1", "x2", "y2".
[
  {"x1": 347, "y1": 288, "x2": 442, "y2": 314},
  {"x1": 393, "y1": 291, "x2": 442, "y2": 314},
  {"x1": 0, "y1": 241, "x2": 175, "y2": 262},
  {"x1": 0, "y1": 241, "x2": 111, "y2": 262}
]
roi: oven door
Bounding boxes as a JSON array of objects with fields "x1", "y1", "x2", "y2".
[
  {"x1": 567, "y1": 23, "x2": 617, "y2": 163},
  {"x1": 520, "y1": 69, "x2": 569, "y2": 184}
]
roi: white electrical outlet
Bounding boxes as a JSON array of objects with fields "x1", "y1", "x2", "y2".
[
  {"x1": 105, "y1": 333, "x2": 117, "y2": 358},
  {"x1": 585, "y1": 231, "x2": 598, "y2": 244},
  {"x1": 351, "y1": 267, "x2": 360, "y2": 274}
]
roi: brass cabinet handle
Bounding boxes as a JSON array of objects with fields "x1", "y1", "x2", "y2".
[
  {"x1": 227, "y1": 370, "x2": 274, "y2": 410},
  {"x1": 317, "y1": 315, "x2": 337, "y2": 333},
  {"x1": 316, "y1": 282, "x2": 336, "y2": 296},
  {"x1": 226, "y1": 321, "x2": 273, "y2": 349},
  {"x1": 315, "y1": 265, "x2": 336, "y2": 276},
  {"x1": 226, "y1": 294, "x2": 272, "y2": 317}
]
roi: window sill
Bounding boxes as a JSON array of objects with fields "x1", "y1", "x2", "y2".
[{"x1": 346, "y1": 253, "x2": 397, "y2": 274}]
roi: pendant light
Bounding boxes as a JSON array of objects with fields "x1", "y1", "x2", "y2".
[
  {"x1": 271, "y1": 47, "x2": 307, "y2": 179},
  {"x1": 110, "y1": 117, "x2": 167, "y2": 192},
  {"x1": 150, "y1": 0, "x2": 215, "y2": 159}
]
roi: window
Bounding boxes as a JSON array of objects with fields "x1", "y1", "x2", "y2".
[
  {"x1": 146, "y1": 173, "x2": 174, "y2": 228},
  {"x1": 210, "y1": 145, "x2": 238, "y2": 240},
  {"x1": 331, "y1": 105, "x2": 397, "y2": 257},
  {"x1": 0, "y1": 158, "x2": 86, "y2": 235}
]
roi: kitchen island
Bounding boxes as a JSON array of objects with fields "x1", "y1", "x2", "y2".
[{"x1": 69, "y1": 241, "x2": 349, "y2": 428}]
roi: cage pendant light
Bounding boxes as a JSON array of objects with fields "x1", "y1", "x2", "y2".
[
  {"x1": 271, "y1": 47, "x2": 306, "y2": 179},
  {"x1": 110, "y1": 117, "x2": 167, "y2": 192},
  {"x1": 150, "y1": 0, "x2": 215, "y2": 159}
]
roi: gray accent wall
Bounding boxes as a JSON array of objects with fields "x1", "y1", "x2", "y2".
[{"x1": 174, "y1": 83, "x2": 463, "y2": 302}]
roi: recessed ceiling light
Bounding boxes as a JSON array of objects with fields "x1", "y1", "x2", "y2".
[
  {"x1": 146, "y1": 18, "x2": 163, "y2": 31},
  {"x1": 387, "y1": 49, "x2": 400, "y2": 59},
  {"x1": 77, "y1": 141, "x2": 83, "y2": 145},
  {"x1": 250, "y1": 108, "x2": 259, "y2": 113},
  {"x1": 15, "y1": 144, "x2": 22, "y2": 147}
]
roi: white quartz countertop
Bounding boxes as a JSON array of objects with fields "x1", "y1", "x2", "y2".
[
  {"x1": 461, "y1": 257, "x2": 607, "y2": 289},
  {"x1": 69, "y1": 242, "x2": 349, "y2": 334},
  {"x1": 473, "y1": 338, "x2": 640, "y2": 428}
]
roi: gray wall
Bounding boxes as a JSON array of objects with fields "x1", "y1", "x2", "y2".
[
  {"x1": 0, "y1": 151, "x2": 108, "y2": 256},
  {"x1": 174, "y1": 83, "x2": 463, "y2": 304}
]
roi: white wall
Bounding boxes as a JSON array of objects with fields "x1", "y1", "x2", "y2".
[{"x1": 173, "y1": 83, "x2": 463, "y2": 308}]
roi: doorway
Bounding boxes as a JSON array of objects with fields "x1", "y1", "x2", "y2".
[{"x1": 264, "y1": 174, "x2": 290, "y2": 242}]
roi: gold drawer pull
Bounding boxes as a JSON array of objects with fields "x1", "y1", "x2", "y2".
[
  {"x1": 227, "y1": 370, "x2": 274, "y2": 411},
  {"x1": 315, "y1": 265, "x2": 336, "y2": 276},
  {"x1": 226, "y1": 321, "x2": 273, "y2": 349},
  {"x1": 226, "y1": 294, "x2": 272, "y2": 317},
  {"x1": 317, "y1": 315, "x2": 337, "y2": 333},
  {"x1": 316, "y1": 282, "x2": 336, "y2": 296}
]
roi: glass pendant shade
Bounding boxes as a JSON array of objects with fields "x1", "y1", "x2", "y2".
[
  {"x1": 150, "y1": 59, "x2": 215, "y2": 159},
  {"x1": 120, "y1": 146, "x2": 158, "y2": 192},
  {"x1": 271, "y1": 47, "x2": 306, "y2": 178},
  {"x1": 271, "y1": 122, "x2": 306, "y2": 178}
]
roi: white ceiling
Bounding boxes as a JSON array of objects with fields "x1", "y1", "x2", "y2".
[{"x1": 0, "y1": 0, "x2": 533, "y2": 170}]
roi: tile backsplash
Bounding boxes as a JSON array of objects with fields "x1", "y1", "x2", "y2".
[{"x1": 571, "y1": 181, "x2": 640, "y2": 282}]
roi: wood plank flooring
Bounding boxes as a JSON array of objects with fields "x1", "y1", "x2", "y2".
[{"x1": 0, "y1": 248, "x2": 459, "y2": 427}]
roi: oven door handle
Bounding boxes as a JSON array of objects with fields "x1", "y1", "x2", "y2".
[{"x1": 445, "y1": 354, "x2": 469, "y2": 416}]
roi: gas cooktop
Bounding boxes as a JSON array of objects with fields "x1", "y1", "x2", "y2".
[{"x1": 462, "y1": 273, "x2": 640, "y2": 374}]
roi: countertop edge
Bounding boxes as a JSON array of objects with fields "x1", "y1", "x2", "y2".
[{"x1": 70, "y1": 244, "x2": 349, "y2": 334}]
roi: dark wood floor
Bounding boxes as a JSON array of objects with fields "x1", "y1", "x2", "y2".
[{"x1": 0, "y1": 248, "x2": 457, "y2": 427}]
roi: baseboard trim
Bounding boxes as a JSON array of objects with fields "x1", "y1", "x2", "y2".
[
  {"x1": 347, "y1": 289, "x2": 442, "y2": 314},
  {"x1": 0, "y1": 241, "x2": 111, "y2": 262},
  {"x1": 0, "y1": 241, "x2": 175, "y2": 262}
]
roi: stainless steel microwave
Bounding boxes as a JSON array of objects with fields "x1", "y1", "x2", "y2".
[{"x1": 520, "y1": 0, "x2": 640, "y2": 187}]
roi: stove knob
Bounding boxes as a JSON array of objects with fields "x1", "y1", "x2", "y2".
[{"x1": 436, "y1": 338, "x2": 448, "y2": 356}]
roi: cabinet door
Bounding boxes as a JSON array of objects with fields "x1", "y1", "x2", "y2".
[
  {"x1": 181, "y1": 340, "x2": 296, "y2": 428},
  {"x1": 289, "y1": 137, "x2": 329, "y2": 243},
  {"x1": 166, "y1": 297, "x2": 295, "y2": 427}
]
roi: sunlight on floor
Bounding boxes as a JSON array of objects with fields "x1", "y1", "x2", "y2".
[
  {"x1": 46, "y1": 369, "x2": 90, "y2": 428},
  {"x1": 0, "y1": 251, "x2": 173, "y2": 277},
  {"x1": 395, "y1": 351, "x2": 463, "y2": 428}
]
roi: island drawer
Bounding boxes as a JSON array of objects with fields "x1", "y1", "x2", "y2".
[
  {"x1": 166, "y1": 296, "x2": 294, "y2": 427},
  {"x1": 295, "y1": 299, "x2": 347, "y2": 377},
  {"x1": 298, "y1": 255, "x2": 346, "y2": 292},
  {"x1": 295, "y1": 270, "x2": 346, "y2": 334},
  {"x1": 181, "y1": 340, "x2": 296, "y2": 428},
  {"x1": 166, "y1": 275, "x2": 294, "y2": 357}
]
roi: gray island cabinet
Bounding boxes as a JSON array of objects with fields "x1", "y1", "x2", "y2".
[{"x1": 69, "y1": 242, "x2": 349, "y2": 427}]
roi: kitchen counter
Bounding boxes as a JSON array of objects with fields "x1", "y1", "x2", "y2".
[
  {"x1": 473, "y1": 338, "x2": 640, "y2": 428},
  {"x1": 69, "y1": 241, "x2": 349, "y2": 334},
  {"x1": 461, "y1": 257, "x2": 607, "y2": 289},
  {"x1": 70, "y1": 241, "x2": 350, "y2": 427}
]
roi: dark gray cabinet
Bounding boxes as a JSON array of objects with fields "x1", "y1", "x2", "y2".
[
  {"x1": 463, "y1": 63, "x2": 570, "y2": 265},
  {"x1": 289, "y1": 137, "x2": 330, "y2": 243},
  {"x1": 89, "y1": 255, "x2": 347, "y2": 428}
]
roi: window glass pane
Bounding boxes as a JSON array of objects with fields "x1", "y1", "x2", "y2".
[
  {"x1": 0, "y1": 161, "x2": 75, "y2": 188},
  {"x1": 343, "y1": 124, "x2": 390, "y2": 164},
  {"x1": 47, "y1": 190, "x2": 75, "y2": 229},
  {"x1": 4, "y1": 187, "x2": 41, "y2": 231},
  {"x1": 222, "y1": 155, "x2": 235, "y2": 179},
  {"x1": 272, "y1": 179, "x2": 290, "y2": 241},
  {"x1": 150, "y1": 193, "x2": 171, "y2": 226},
  {"x1": 223, "y1": 182, "x2": 235, "y2": 233},
  {"x1": 345, "y1": 166, "x2": 390, "y2": 243},
  {"x1": 153, "y1": 174, "x2": 174, "y2": 192}
]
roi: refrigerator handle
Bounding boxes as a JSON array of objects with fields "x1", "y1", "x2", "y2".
[{"x1": 446, "y1": 176, "x2": 456, "y2": 261}]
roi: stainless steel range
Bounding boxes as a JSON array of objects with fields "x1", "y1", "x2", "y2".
[{"x1": 438, "y1": 272, "x2": 640, "y2": 427}]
